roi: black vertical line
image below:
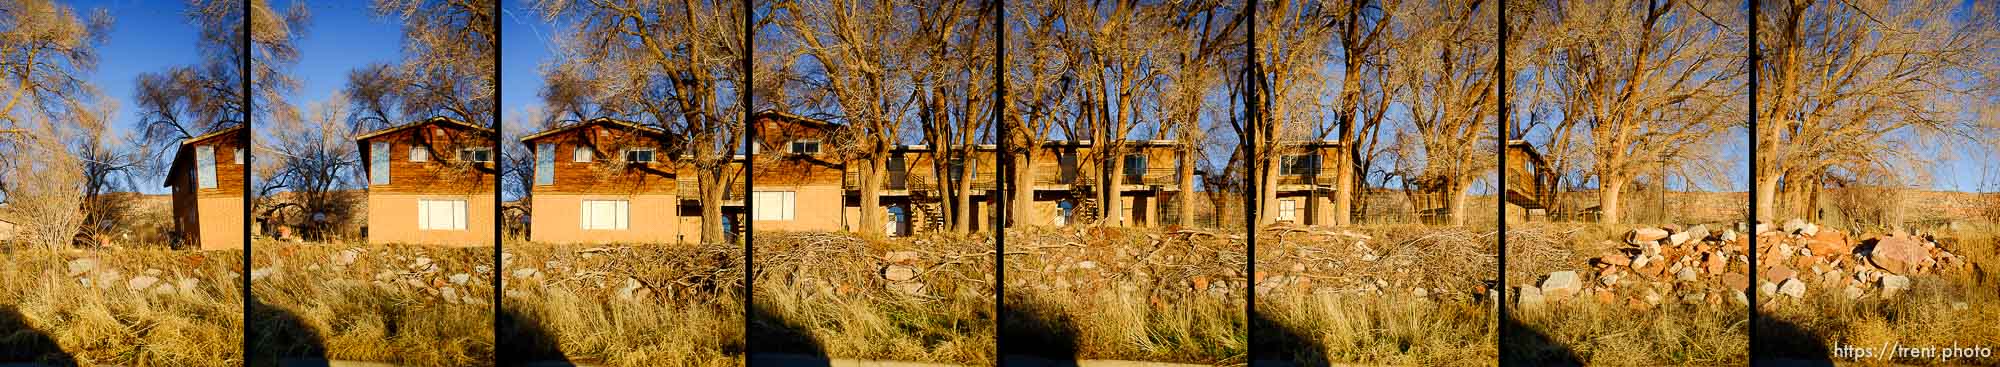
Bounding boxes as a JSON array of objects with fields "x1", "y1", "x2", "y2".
[
  {"x1": 1243, "y1": 0, "x2": 1258, "y2": 363},
  {"x1": 1495, "y1": 0, "x2": 1510, "y2": 364},
  {"x1": 491, "y1": 0, "x2": 505, "y2": 363},
  {"x1": 992, "y1": 0, "x2": 1008, "y2": 366},
  {"x1": 1746, "y1": 0, "x2": 1760, "y2": 361},
  {"x1": 741, "y1": 0, "x2": 757, "y2": 363},
  {"x1": 240, "y1": 0, "x2": 253, "y2": 362}
]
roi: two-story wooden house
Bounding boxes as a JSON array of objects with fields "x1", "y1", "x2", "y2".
[
  {"x1": 355, "y1": 117, "x2": 497, "y2": 246},
  {"x1": 1269, "y1": 141, "x2": 1342, "y2": 225},
  {"x1": 521, "y1": 118, "x2": 684, "y2": 244},
  {"x1": 749, "y1": 111, "x2": 1004, "y2": 235},
  {"x1": 164, "y1": 125, "x2": 247, "y2": 250},
  {"x1": 1017, "y1": 140, "x2": 1186, "y2": 228}
]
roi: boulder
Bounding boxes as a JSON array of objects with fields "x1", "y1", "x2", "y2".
[
  {"x1": 1629, "y1": 228, "x2": 1671, "y2": 244},
  {"x1": 1764, "y1": 264, "x2": 1798, "y2": 283},
  {"x1": 882, "y1": 265, "x2": 919, "y2": 281},
  {"x1": 67, "y1": 258, "x2": 98, "y2": 277},
  {"x1": 1685, "y1": 225, "x2": 1711, "y2": 242},
  {"x1": 1704, "y1": 252, "x2": 1727, "y2": 274},
  {"x1": 1542, "y1": 271, "x2": 1581, "y2": 299},
  {"x1": 1600, "y1": 252, "x2": 1632, "y2": 266},
  {"x1": 1880, "y1": 275, "x2": 1911, "y2": 297},
  {"x1": 1669, "y1": 232, "x2": 1692, "y2": 247},
  {"x1": 1778, "y1": 278, "x2": 1807, "y2": 298},
  {"x1": 1675, "y1": 267, "x2": 1698, "y2": 282},
  {"x1": 1720, "y1": 229, "x2": 1740, "y2": 242},
  {"x1": 1518, "y1": 285, "x2": 1546, "y2": 309},
  {"x1": 1868, "y1": 237, "x2": 1930, "y2": 275},
  {"x1": 1722, "y1": 272, "x2": 1749, "y2": 290},
  {"x1": 128, "y1": 276, "x2": 160, "y2": 292},
  {"x1": 1782, "y1": 219, "x2": 1808, "y2": 234},
  {"x1": 883, "y1": 251, "x2": 922, "y2": 264}
]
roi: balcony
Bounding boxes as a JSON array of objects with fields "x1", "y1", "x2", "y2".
[{"x1": 1276, "y1": 174, "x2": 1339, "y2": 186}]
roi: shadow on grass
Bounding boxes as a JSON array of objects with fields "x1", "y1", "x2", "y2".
[
  {"x1": 1753, "y1": 308, "x2": 1834, "y2": 366},
  {"x1": 998, "y1": 294, "x2": 1078, "y2": 367},
  {"x1": 497, "y1": 302, "x2": 570, "y2": 366},
  {"x1": 0, "y1": 305, "x2": 74, "y2": 366},
  {"x1": 247, "y1": 297, "x2": 327, "y2": 367},
  {"x1": 1247, "y1": 308, "x2": 1323, "y2": 366},
  {"x1": 1499, "y1": 310, "x2": 1583, "y2": 366},
  {"x1": 747, "y1": 299, "x2": 829, "y2": 367}
]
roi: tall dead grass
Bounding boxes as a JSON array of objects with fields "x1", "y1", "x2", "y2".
[
  {"x1": 0, "y1": 248, "x2": 243, "y2": 366},
  {"x1": 752, "y1": 231, "x2": 996, "y2": 365},
  {"x1": 498, "y1": 241, "x2": 744, "y2": 366},
  {"x1": 1254, "y1": 225, "x2": 1496, "y2": 366},
  {"x1": 1003, "y1": 226, "x2": 1247, "y2": 364},
  {"x1": 1504, "y1": 222, "x2": 1749, "y2": 365},
  {"x1": 1756, "y1": 223, "x2": 2000, "y2": 364},
  {"x1": 248, "y1": 241, "x2": 494, "y2": 366}
]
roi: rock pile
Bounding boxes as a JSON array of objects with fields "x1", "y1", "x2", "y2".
[
  {"x1": 64, "y1": 257, "x2": 205, "y2": 296},
  {"x1": 1518, "y1": 219, "x2": 1969, "y2": 310},
  {"x1": 1256, "y1": 224, "x2": 1495, "y2": 302},
  {"x1": 1007, "y1": 226, "x2": 1244, "y2": 306}
]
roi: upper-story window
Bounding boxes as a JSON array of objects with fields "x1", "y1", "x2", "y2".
[
  {"x1": 234, "y1": 148, "x2": 244, "y2": 164},
  {"x1": 370, "y1": 142, "x2": 389, "y2": 185},
  {"x1": 535, "y1": 143, "x2": 555, "y2": 186},
  {"x1": 1281, "y1": 154, "x2": 1319, "y2": 176},
  {"x1": 573, "y1": 146, "x2": 593, "y2": 162},
  {"x1": 459, "y1": 147, "x2": 493, "y2": 163},
  {"x1": 624, "y1": 147, "x2": 656, "y2": 163},
  {"x1": 1123, "y1": 154, "x2": 1148, "y2": 177},
  {"x1": 409, "y1": 146, "x2": 430, "y2": 162},
  {"x1": 789, "y1": 140, "x2": 821, "y2": 155},
  {"x1": 196, "y1": 145, "x2": 217, "y2": 189}
]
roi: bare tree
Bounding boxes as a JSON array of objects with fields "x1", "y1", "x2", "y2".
[
  {"x1": 1381, "y1": 0, "x2": 1499, "y2": 226},
  {"x1": 1754, "y1": 0, "x2": 2000, "y2": 222},
  {"x1": 910, "y1": 0, "x2": 993, "y2": 233},
  {"x1": 251, "y1": 0, "x2": 310, "y2": 125},
  {"x1": 771, "y1": 0, "x2": 924, "y2": 237},
  {"x1": 1153, "y1": 0, "x2": 1238, "y2": 228},
  {"x1": 136, "y1": 0, "x2": 253, "y2": 175},
  {"x1": 359, "y1": 0, "x2": 497, "y2": 126},
  {"x1": 1250, "y1": 0, "x2": 1335, "y2": 226},
  {"x1": 537, "y1": 0, "x2": 747, "y2": 244},
  {"x1": 256, "y1": 94, "x2": 362, "y2": 241}
]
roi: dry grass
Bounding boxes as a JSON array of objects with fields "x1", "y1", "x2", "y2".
[
  {"x1": 0, "y1": 248, "x2": 243, "y2": 366},
  {"x1": 1002, "y1": 226, "x2": 1247, "y2": 364},
  {"x1": 1254, "y1": 224, "x2": 1497, "y2": 366},
  {"x1": 1756, "y1": 223, "x2": 2000, "y2": 365},
  {"x1": 752, "y1": 231, "x2": 996, "y2": 365},
  {"x1": 248, "y1": 240, "x2": 494, "y2": 366},
  {"x1": 498, "y1": 240, "x2": 744, "y2": 366},
  {"x1": 1504, "y1": 222, "x2": 1749, "y2": 365}
]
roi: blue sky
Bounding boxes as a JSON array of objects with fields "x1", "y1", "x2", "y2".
[
  {"x1": 500, "y1": 2, "x2": 553, "y2": 124},
  {"x1": 277, "y1": 1, "x2": 403, "y2": 113},
  {"x1": 71, "y1": 0, "x2": 198, "y2": 193}
]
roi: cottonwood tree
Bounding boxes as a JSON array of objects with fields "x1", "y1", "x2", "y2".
[
  {"x1": 1064, "y1": 1, "x2": 1170, "y2": 226},
  {"x1": 136, "y1": 0, "x2": 252, "y2": 174},
  {"x1": 1383, "y1": 0, "x2": 1498, "y2": 226},
  {"x1": 909, "y1": 0, "x2": 993, "y2": 233},
  {"x1": 1153, "y1": 0, "x2": 1238, "y2": 227},
  {"x1": 251, "y1": 0, "x2": 309, "y2": 125},
  {"x1": 772, "y1": 0, "x2": 921, "y2": 237},
  {"x1": 1004, "y1": 0, "x2": 1073, "y2": 227},
  {"x1": 1249, "y1": 0, "x2": 1334, "y2": 226},
  {"x1": 1755, "y1": 0, "x2": 2000, "y2": 222},
  {"x1": 537, "y1": 0, "x2": 747, "y2": 244},
  {"x1": 351, "y1": 0, "x2": 496, "y2": 128},
  {"x1": 0, "y1": 0, "x2": 109, "y2": 220},
  {"x1": 1313, "y1": 0, "x2": 1394, "y2": 226},
  {"x1": 256, "y1": 94, "x2": 361, "y2": 241}
]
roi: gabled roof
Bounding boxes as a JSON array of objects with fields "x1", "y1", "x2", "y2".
[
  {"x1": 751, "y1": 110, "x2": 842, "y2": 130},
  {"x1": 354, "y1": 116, "x2": 496, "y2": 142},
  {"x1": 164, "y1": 125, "x2": 246, "y2": 188},
  {"x1": 518, "y1": 118, "x2": 669, "y2": 143}
]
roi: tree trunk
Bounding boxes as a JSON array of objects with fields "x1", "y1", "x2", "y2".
[
  {"x1": 1174, "y1": 147, "x2": 1194, "y2": 227},
  {"x1": 1754, "y1": 174, "x2": 1779, "y2": 225},
  {"x1": 953, "y1": 158, "x2": 972, "y2": 233},
  {"x1": 699, "y1": 166, "x2": 725, "y2": 244},
  {"x1": 1013, "y1": 150, "x2": 1036, "y2": 227},
  {"x1": 859, "y1": 149, "x2": 886, "y2": 237},
  {"x1": 1332, "y1": 150, "x2": 1354, "y2": 226},
  {"x1": 1103, "y1": 150, "x2": 1126, "y2": 226},
  {"x1": 1258, "y1": 154, "x2": 1281, "y2": 226},
  {"x1": 1447, "y1": 176, "x2": 1469, "y2": 226},
  {"x1": 1599, "y1": 178, "x2": 1626, "y2": 224}
]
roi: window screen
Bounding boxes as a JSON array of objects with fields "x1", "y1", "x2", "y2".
[
  {"x1": 536, "y1": 144, "x2": 555, "y2": 186},
  {"x1": 580, "y1": 200, "x2": 630, "y2": 230},
  {"x1": 196, "y1": 145, "x2": 217, "y2": 189},
  {"x1": 371, "y1": 142, "x2": 390, "y2": 185},
  {"x1": 418, "y1": 199, "x2": 467, "y2": 230}
]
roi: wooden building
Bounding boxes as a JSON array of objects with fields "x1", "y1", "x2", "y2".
[
  {"x1": 1269, "y1": 141, "x2": 1342, "y2": 225},
  {"x1": 1018, "y1": 140, "x2": 1188, "y2": 228},
  {"x1": 356, "y1": 117, "x2": 497, "y2": 246},
  {"x1": 164, "y1": 126, "x2": 247, "y2": 250},
  {"x1": 520, "y1": 118, "x2": 684, "y2": 244}
]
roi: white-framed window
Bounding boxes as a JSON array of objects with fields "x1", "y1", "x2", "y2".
[
  {"x1": 459, "y1": 147, "x2": 493, "y2": 162},
  {"x1": 370, "y1": 141, "x2": 389, "y2": 185},
  {"x1": 196, "y1": 145, "x2": 217, "y2": 189},
  {"x1": 417, "y1": 199, "x2": 467, "y2": 230},
  {"x1": 410, "y1": 146, "x2": 430, "y2": 162},
  {"x1": 1277, "y1": 199, "x2": 1298, "y2": 221},
  {"x1": 535, "y1": 143, "x2": 554, "y2": 186},
  {"x1": 580, "y1": 200, "x2": 629, "y2": 230},
  {"x1": 624, "y1": 147, "x2": 655, "y2": 163},
  {"x1": 233, "y1": 148, "x2": 244, "y2": 164},
  {"x1": 573, "y1": 146, "x2": 593, "y2": 162},
  {"x1": 789, "y1": 139, "x2": 821, "y2": 155},
  {"x1": 751, "y1": 191, "x2": 795, "y2": 221}
]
